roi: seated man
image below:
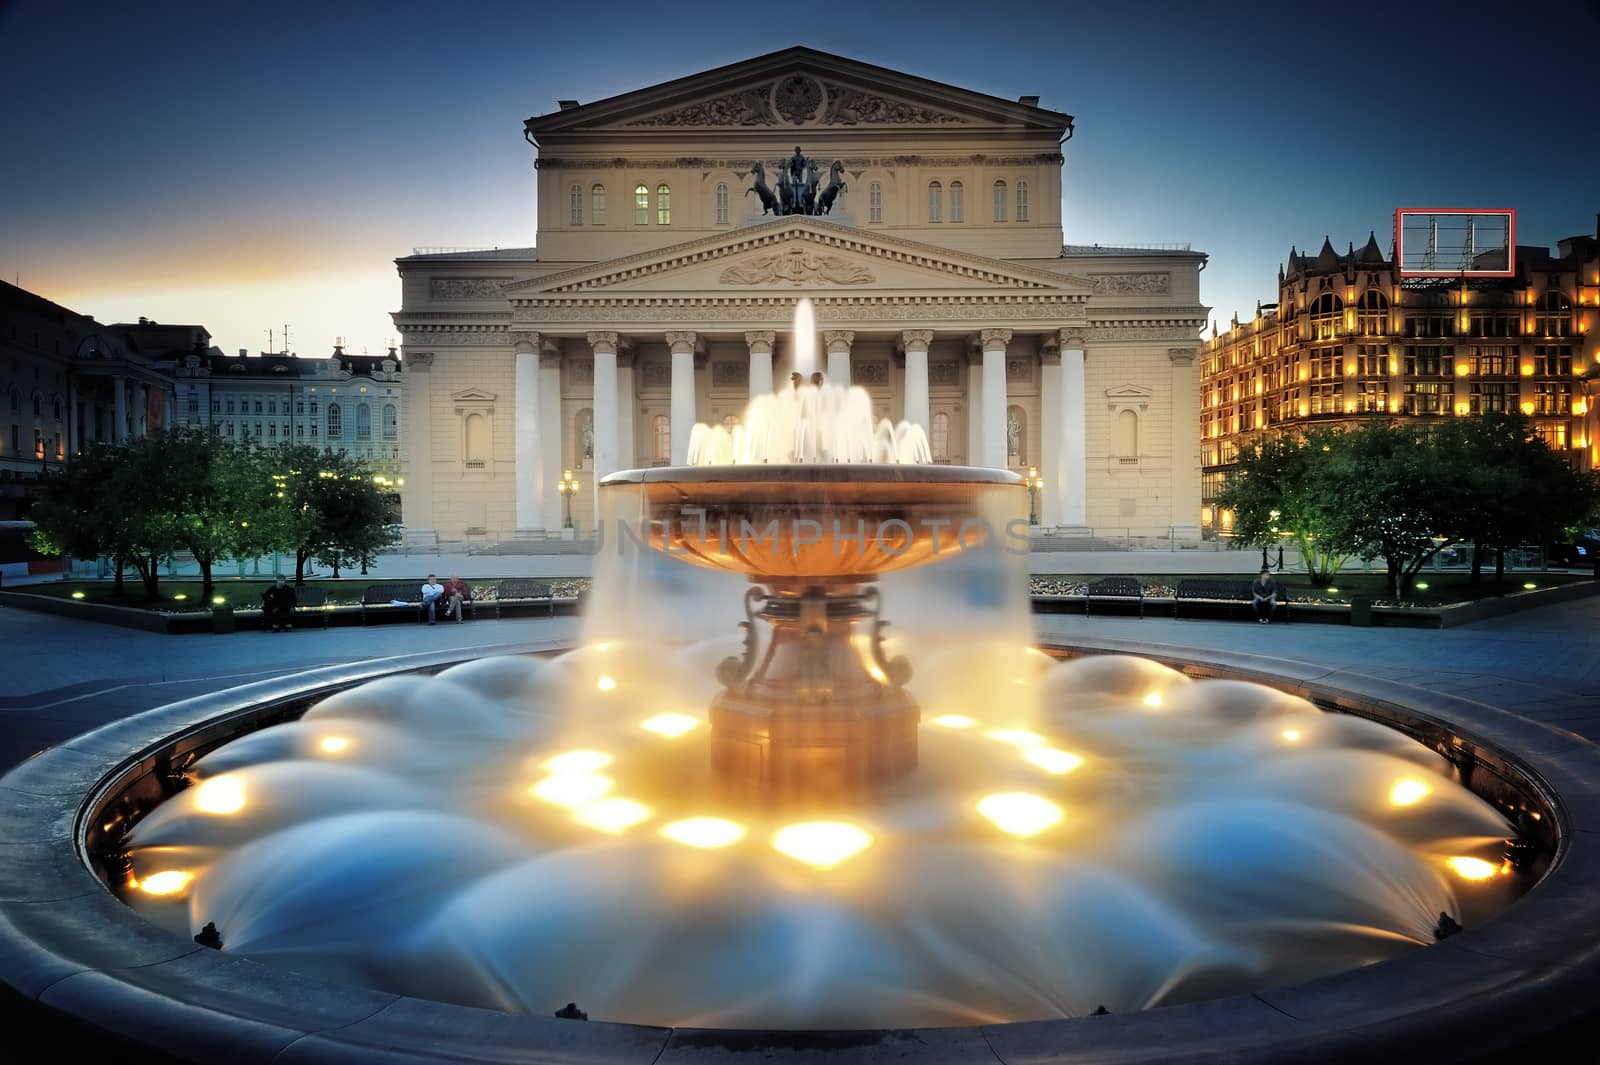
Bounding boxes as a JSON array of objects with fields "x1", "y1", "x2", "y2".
[
  {"x1": 442, "y1": 575, "x2": 471, "y2": 623},
  {"x1": 261, "y1": 576, "x2": 297, "y2": 633},
  {"x1": 1250, "y1": 567, "x2": 1278, "y2": 624},
  {"x1": 421, "y1": 574, "x2": 445, "y2": 626}
]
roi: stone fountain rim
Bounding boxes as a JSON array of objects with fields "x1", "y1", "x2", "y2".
[
  {"x1": 600, "y1": 463, "x2": 1024, "y2": 487},
  {"x1": 2, "y1": 634, "x2": 1598, "y2": 1064}
]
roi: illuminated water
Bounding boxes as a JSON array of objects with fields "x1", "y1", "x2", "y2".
[{"x1": 119, "y1": 298, "x2": 1519, "y2": 1028}]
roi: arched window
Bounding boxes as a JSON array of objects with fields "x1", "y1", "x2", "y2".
[
  {"x1": 591, "y1": 184, "x2": 607, "y2": 225},
  {"x1": 576, "y1": 408, "x2": 594, "y2": 468},
  {"x1": 31, "y1": 393, "x2": 41, "y2": 416},
  {"x1": 927, "y1": 181, "x2": 942, "y2": 223},
  {"x1": 6, "y1": 387, "x2": 17, "y2": 413},
  {"x1": 634, "y1": 185, "x2": 649, "y2": 225},
  {"x1": 868, "y1": 182, "x2": 882, "y2": 223},
  {"x1": 326, "y1": 402, "x2": 342, "y2": 438},
  {"x1": 356, "y1": 403, "x2": 372, "y2": 440},
  {"x1": 1310, "y1": 294, "x2": 1344, "y2": 340},
  {"x1": 1015, "y1": 180, "x2": 1029, "y2": 222},
  {"x1": 1356, "y1": 290, "x2": 1389, "y2": 336},
  {"x1": 992, "y1": 180, "x2": 1007, "y2": 222},
  {"x1": 463, "y1": 413, "x2": 489, "y2": 468},
  {"x1": 1005, "y1": 405, "x2": 1026, "y2": 466},
  {"x1": 51, "y1": 397, "x2": 62, "y2": 421},
  {"x1": 930, "y1": 412, "x2": 950, "y2": 461},
  {"x1": 1114, "y1": 409, "x2": 1139, "y2": 458},
  {"x1": 715, "y1": 183, "x2": 729, "y2": 225},
  {"x1": 569, "y1": 184, "x2": 582, "y2": 225},
  {"x1": 652, "y1": 414, "x2": 670, "y2": 463},
  {"x1": 949, "y1": 181, "x2": 964, "y2": 223},
  {"x1": 1537, "y1": 290, "x2": 1573, "y2": 337},
  {"x1": 382, "y1": 403, "x2": 398, "y2": 438},
  {"x1": 656, "y1": 184, "x2": 671, "y2": 225}
]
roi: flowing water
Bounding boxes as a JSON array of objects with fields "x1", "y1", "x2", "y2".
[{"x1": 119, "y1": 298, "x2": 1522, "y2": 1028}]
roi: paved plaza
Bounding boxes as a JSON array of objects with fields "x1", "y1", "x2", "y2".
[{"x1": 4, "y1": 592, "x2": 1598, "y2": 774}]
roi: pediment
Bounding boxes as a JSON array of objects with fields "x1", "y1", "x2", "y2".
[
  {"x1": 1106, "y1": 384, "x2": 1154, "y2": 403},
  {"x1": 525, "y1": 47, "x2": 1070, "y2": 137},
  {"x1": 450, "y1": 388, "x2": 497, "y2": 402},
  {"x1": 504, "y1": 218, "x2": 1095, "y2": 299}
]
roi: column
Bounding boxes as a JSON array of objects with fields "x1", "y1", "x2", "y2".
[
  {"x1": 617, "y1": 347, "x2": 636, "y2": 470},
  {"x1": 1063, "y1": 336, "x2": 1088, "y2": 529},
  {"x1": 1168, "y1": 347, "x2": 1202, "y2": 540},
  {"x1": 112, "y1": 377, "x2": 127, "y2": 443},
  {"x1": 588, "y1": 332, "x2": 620, "y2": 516},
  {"x1": 135, "y1": 385, "x2": 148, "y2": 435},
  {"x1": 402, "y1": 352, "x2": 436, "y2": 535},
  {"x1": 824, "y1": 331, "x2": 853, "y2": 387},
  {"x1": 512, "y1": 334, "x2": 543, "y2": 533},
  {"x1": 666, "y1": 331, "x2": 696, "y2": 465},
  {"x1": 539, "y1": 346, "x2": 563, "y2": 531},
  {"x1": 67, "y1": 381, "x2": 79, "y2": 454},
  {"x1": 966, "y1": 350, "x2": 983, "y2": 464},
  {"x1": 980, "y1": 328, "x2": 1010, "y2": 468},
  {"x1": 161, "y1": 389, "x2": 174, "y2": 431},
  {"x1": 901, "y1": 330, "x2": 932, "y2": 438},
  {"x1": 1039, "y1": 341, "x2": 1062, "y2": 528},
  {"x1": 746, "y1": 331, "x2": 775, "y2": 398}
]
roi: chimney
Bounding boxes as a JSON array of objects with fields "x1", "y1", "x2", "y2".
[
  {"x1": 138, "y1": 317, "x2": 149, "y2": 325},
  {"x1": 558, "y1": 99, "x2": 580, "y2": 111},
  {"x1": 1017, "y1": 95, "x2": 1040, "y2": 107},
  {"x1": 238, "y1": 348, "x2": 247, "y2": 357}
]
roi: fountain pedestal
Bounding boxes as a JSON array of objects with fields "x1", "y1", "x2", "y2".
[{"x1": 711, "y1": 581, "x2": 916, "y2": 802}]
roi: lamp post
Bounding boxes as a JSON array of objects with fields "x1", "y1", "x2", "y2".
[
  {"x1": 558, "y1": 469, "x2": 579, "y2": 530},
  {"x1": 1025, "y1": 466, "x2": 1044, "y2": 527}
]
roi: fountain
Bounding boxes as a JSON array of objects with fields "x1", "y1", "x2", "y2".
[{"x1": 5, "y1": 298, "x2": 1597, "y2": 1059}]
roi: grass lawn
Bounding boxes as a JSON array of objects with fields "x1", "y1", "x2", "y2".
[
  {"x1": 1028, "y1": 570, "x2": 1593, "y2": 608},
  {"x1": 16, "y1": 577, "x2": 588, "y2": 612}
]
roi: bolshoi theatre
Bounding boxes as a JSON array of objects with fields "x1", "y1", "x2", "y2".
[{"x1": 394, "y1": 47, "x2": 1208, "y2": 540}]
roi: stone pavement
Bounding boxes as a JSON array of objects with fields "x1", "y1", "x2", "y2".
[{"x1": 3, "y1": 592, "x2": 1598, "y2": 775}]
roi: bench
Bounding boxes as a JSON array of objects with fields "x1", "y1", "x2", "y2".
[
  {"x1": 361, "y1": 582, "x2": 424, "y2": 625},
  {"x1": 494, "y1": 578, "x2": 556, "y2": 618},
  {"x1": 294, "y1": 585, "x2": 329, "y2": 628},
  {"x1": 1174, "y1": 578, "x2": 1289, "y2": 621},
  {"x1": 1085, "y1": 576, "x2": 1144, "y2": 616}
]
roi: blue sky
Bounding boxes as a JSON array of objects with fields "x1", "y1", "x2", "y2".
[{"x1": 2, "y1": 0, "x2": 1595, "y2": 354}]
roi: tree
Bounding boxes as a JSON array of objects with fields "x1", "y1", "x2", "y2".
[
  {"x1": 153, "y1": 430, "x2": 285, "y2": 602},
  {"x1": 262, "y1": 446, "x2": 398, "y2": 584},
  {"x1": 1214, "y1": 428, "x2": 1352, "y2": 586}
]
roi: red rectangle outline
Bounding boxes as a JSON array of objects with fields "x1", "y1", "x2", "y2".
[{"x1": 1394, "y1": 208, "x2": 1516, "y2": 277}]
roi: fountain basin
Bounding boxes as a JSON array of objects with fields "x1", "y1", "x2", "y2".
[{"x1": 1, "y1": 638, "x2": 1596, "y2": 1063}]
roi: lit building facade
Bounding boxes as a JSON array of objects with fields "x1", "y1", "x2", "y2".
[
  {"x1": 1201, "y1": 222, "x2": 1600, "y2": 536},
  {"x1": 170, "y1": 346, "x2": 404, "y2": 481},
  {"x1": 394, "y1": 48, "x2": 1209, "y2": 540},
  {"x1": 0, "y1": 283, "x2": 184, "y2": 520}
]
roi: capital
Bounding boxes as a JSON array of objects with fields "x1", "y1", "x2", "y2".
[
  {"x1": 823, "y1": 330, "x2": 855, "y2": 353},
  {"x1": 665, "y1": 331, "x2": 698, "y2": 353},
  {"x1": 1168, "y1": 346, "x2": 1198, "y2": 364},
  {"x1": 510, "y1": 330, "x2": 541, "y2": 352},
  {"x1": 979, "y1": 328, "x2": 1013, "y2": 350},
  {"x1": 405, "y1": 352, "x2": 435, "y2": 370},
  {"x1": 586, "y1": 331, "x2": 620, "y2": 354},
  {"x1": 900, "y1": 329, "x2": 934, "y2": 352},
  {"x1": 744, "y1": 330, "x2": 777, "y2": 354}
]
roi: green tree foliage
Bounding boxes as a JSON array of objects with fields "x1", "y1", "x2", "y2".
[
  {"x1": 1213, "y1": 429, "x2": 1352, "y2": 586},
  {"x1": 261, "y1": 446, "x2": 399, "y2": 583},
  {"x1": 159, "y1": 430, "x2": 286, "y2": 601}
]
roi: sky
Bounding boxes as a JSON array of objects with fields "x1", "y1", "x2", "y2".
[{"x1": 2, "y1": 0, "x2": 1597, "y2": 355}]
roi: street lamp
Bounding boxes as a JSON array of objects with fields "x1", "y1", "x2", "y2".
[
  {"x1": 1025, "y1": 466, "x2": 1045, "y2": 526},
  {"x1": 558, "y1": 469, "x2": 580, "y2": 530}
]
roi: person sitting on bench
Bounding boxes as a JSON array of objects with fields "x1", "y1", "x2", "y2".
[
  {"x1": 421, "y1": 574, "x2": 445, "y2": 625},
  {"x1": 262, "y1": 576, "x2": 297, "y2": 632},
  {"x1": 442, "y1": 575, "x2": 470, "y2": 623},
  {"x1": 1251, "y1": 568, "x2": 1278, "y2": 624}
]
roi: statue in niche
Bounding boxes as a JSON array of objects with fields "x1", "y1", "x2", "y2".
[
  {"x1": 579, "y1": 411, "x2": 594, "y2": 468},
  {"x1": 1006, "y1": 410, "x2": 1023, "y2": 463}
]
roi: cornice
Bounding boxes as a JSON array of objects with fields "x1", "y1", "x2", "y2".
[
  {"x1": 505, "y1": 217, "x2": 1096, "y2": 296},
  {"x1": 535, "y1": 152, "x2": 1063, "y2": 170}
]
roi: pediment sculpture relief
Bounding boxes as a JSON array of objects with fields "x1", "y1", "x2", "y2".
[
  {"x1": 719, "y1": 247, "x2": 875, "y2": 286},
  {"x1": 823, "y1": 83, "x2": 964, "y2": 125},
  {"x1": 629, "y1": 84, "x2": 778, "y2": 126}
]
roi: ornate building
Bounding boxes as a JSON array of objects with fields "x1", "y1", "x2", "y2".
[
  {"x1": 170, "y1": 345, "x2": 404, "y2": 483},
  {"x1": 394, "y1": 48, "x2": 1208, "y2": 539},
  {"x1": 1200, "y1": 221, "x2": 1600, "y2": 537}
]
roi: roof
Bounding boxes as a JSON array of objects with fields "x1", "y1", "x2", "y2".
[
  {"x1": 1061, "y1": 243, "x2": 1200, "y2": 258},
  {"x1": 195, "y1": 353, "x2": 400, "y2": 378},
  {"x1": 398, "y1": 246, "x2": 537, "y2": 262}
]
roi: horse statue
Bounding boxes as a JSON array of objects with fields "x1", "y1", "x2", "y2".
[
  {"x1": 815, "y1": 160, "x2": 847, "y2": 216},
  {"x1": 745, "y1": 161, "x2": 779, "y2": 215},
  {"x1": 802, "y1": 160, "x2": 820, "y2": 215}
]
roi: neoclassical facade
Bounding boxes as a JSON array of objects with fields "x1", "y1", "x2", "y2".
[{"x1": 395, "y1": 48, "x2": 1208, "y2": 539}]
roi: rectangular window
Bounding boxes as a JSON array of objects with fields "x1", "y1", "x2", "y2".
[
  {"x1": 1016, "y1": 181, "x2": 1029, "y2": 222},
  {"x1": 868, "y1": 183, "x2": 882, "y2": 223},
  {"x1": 592, "y1": 185, "x2": 606, "y2": 225},
  {"x1": 226, "y1": 400, "x2": 235, "y2": 413},
  {"x1": 949, "y1": 183, "x2": 963, "y2": 223}
]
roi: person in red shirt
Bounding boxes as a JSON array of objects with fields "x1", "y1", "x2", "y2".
[{"x1": 442, "y1": 576, "x2": 471, "y2": 623}]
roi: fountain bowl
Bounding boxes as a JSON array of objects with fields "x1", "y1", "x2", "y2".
[{"x1": 599, "y1": 464, "x2": 1023, "y2": 584}]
